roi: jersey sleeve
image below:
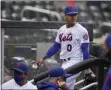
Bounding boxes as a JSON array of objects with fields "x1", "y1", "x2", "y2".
[
  {"x1": 80, "y1": 29, "x2": 89, "y2": 44},
  {"x1": 102, "y1": 68, "x2": 111, "y2": 90},
  {"x1": 55, "y1": 29, "x2": 61, "y2": 43}
]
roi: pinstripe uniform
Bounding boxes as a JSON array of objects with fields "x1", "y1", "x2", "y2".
[
  {"x1": 2, "y1": 79, "x2": 37, "y2": 90},
  {"x1": 55, "y1": 23, "x2": 89, "y2": 89},
  {"x1": 56, "y1": 23, "x2": 89, "y2": 62},
  {"x1": 36, "y1": 5, "x2": 90, "y2": 90}
]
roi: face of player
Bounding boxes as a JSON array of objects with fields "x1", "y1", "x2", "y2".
[
  {"x1": 65, "y1": 14, "x2": 78, "y2": 27},
  {"x1": 56, "y1": 76, "x2": 67, "y2": 87},
  {"x1": 13, "y1": 70, "x2": 28, "y2": 86},
  {"x1": 55, "y1": 76, "x2": 66, "y2": 83}
]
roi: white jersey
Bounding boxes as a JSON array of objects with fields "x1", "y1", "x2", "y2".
[
  {"x1": 2, "y1": 79, "x2": 37, "y2": 90},
  {"x1": 55, "y1": 23, "x2": 89, "y2": 60}
]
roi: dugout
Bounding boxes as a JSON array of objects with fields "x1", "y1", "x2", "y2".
[
  {"x1": 1, "y1": 20, "x2": 105, "y2": 90},
  {"x1": 1, "y1": 20, "x2": 94, "y2": 67}
]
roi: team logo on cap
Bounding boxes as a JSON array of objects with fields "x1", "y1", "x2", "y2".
[
  {"x1": 83, "y1": 34, "x2": 88, "y2": 40},
  {"x1": 72, "y1": 7, "x2": 75, "y2": 10},
  {"x1": 16, "y1": 63, "x2": 20, "y2": 67}
]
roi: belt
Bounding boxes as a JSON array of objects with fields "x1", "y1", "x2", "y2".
[{"x1": 62, "y1": 58, "x2": 71, "y2": 62}]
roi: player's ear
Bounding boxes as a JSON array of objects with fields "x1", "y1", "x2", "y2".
[{"x1": 24, "y1": 72, "x2": 28, "y2": 78}]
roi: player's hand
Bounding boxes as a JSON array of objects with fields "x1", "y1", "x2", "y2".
[
  {"x1": 57, "y1": 81, "x2": 68, "y2": 89},
  {"x1": 84, "y1": 69, "x2": 96, "y2": 78},
  {"x1": 35, "y1": 59, "x2": 44, "y2": 66},
  {"x1": 84, "y1": 69, "x2": 96, "y2": 84},
  {"x1": 32, "y1": 63, "x2": 39, "y2": 69},
  {"x1": 31, "y1": 59, "x2": 44, "y2": 69}
]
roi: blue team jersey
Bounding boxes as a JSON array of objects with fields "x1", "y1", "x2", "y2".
[
  {"x1": 102, "y1": 67, "x2": 111, "y2": 90},
  {"x1": 37, "y1": 82, "x2": 69, "y2": 90}
]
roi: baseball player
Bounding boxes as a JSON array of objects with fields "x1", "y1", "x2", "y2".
[
  {"x1": 2, "y1": 61, "x2": 37, "y2": 89},
  {"x1": 102, "y1": 33, "x2": 111, "y2": 90},
  {"x1": 36, "y1": 5, "x2": 90, "y2": 89},
  {"x1": 37, "y1": 66, "x2": 72, "y2": 90}
]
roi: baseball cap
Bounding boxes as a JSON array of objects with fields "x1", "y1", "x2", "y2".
[
  {"x1": 12, "y1": 61, "x2": 29, "y2": 73},
  {"x1": 64, "y1": 6, "x2": 78, "y2": 15},
  {"x1": 105, "y1": 34, "x2": 111, "y2": 48},
  {"x1": 48, "y1": 66, "x2": 72, "y2": 78}
]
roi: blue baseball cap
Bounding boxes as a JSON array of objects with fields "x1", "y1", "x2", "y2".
[
  {"x1": 12, "y1": 61, "x2": 29, "y2": 73},
  {"x1": 48, "y1": 66, "x2": 72, "y2": 78},
  {"x1": 64, "y1": 6, "x2": 78, "y2": 15},
  {"x1": 105, "y1": 34, "x2": 111, "y2": 48}
]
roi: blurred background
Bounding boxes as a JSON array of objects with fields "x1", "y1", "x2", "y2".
[
  {"x1": 1, "y1": 1, "x2": 111, "y2": 42},
  {"x1": 1, "y1": 0, "x2": 111, "y2": 86}
]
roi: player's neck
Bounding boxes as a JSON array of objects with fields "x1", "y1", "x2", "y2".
[
  {"x1": 18, "y1": 80, "x2": 27, "y2": 86},
  {"x1": 66, "y1": 24, "x2": 74, "y2": 28},
  {"x1": 66, "y1": 22, "x2": 77, "y2": 28}
]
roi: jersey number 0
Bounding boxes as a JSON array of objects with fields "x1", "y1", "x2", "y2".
[{"x1": 67, "y1": 44, "x2": 72, "y2": 52}]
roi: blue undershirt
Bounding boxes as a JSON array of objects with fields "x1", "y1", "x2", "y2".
[
  {"x1": 46, "y1": 42, "x2": 90, "y2": 60},
  {"x1": 81, "y1": 43, "x2": 90, "y2": 60},
  {"x1": 46, "y1": 42, "x2": 61, "y2": 57}
]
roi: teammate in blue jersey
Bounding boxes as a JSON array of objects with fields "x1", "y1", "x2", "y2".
[
  {"x1": 102, "y1": 33, "x2": 111, "y2": 90},
  {"x1": 37, "y1": 66, "x2": 71, "y2": 90},
  {"x1": 36, "y1": 5, "x2": 90, "y2": 89}
]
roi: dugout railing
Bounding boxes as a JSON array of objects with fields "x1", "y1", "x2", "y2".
[{"x1": 32, "y1": 58, "x2": 108, "y2": 90}]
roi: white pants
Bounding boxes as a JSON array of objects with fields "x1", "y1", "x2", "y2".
[{"x1": 61, "y1": 58, "x2": 82, "y2": 89}]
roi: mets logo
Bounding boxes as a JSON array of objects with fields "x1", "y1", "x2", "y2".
[
  {"x1": 16, "y1": 63, "x2": 20, "y2": 67},
  {"x1": 59, "y1": 33, "x2": 72, "y2": 42},
  {"x1": 83, "y1": 34, "x2": 88, "y2": 40},
  {"x1": 72, "y1": 7, "x2": 75, "y2": 10}
]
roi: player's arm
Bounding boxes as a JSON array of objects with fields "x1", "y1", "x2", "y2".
[
  {"x1": 80, "y1": 29, "x2": 95, "y2": 76},
  {"x1": 46, "y1": 41, "x2": 61, "y2": 58},
  {"x1": 81, "y1": 43, "x2": 96, "y2": 79},
  {"x1": 36, "y1": 29, "x2": 61, "y2": 66},
  {"x1": 42, "y1": 29, "x2": 61, "y2": 61},
  {"x1": 80, "y1": 28, "x2": 90, "y2": 60},
  {"x1": 36, "y1": 41, "x2": 61, "y2": 66},
  {"x1": 42, "y1": 41, "x2": 61, "y2": 60},
  {"x1": 81, "y1": 43, "x2": 90, "y2": 60}
]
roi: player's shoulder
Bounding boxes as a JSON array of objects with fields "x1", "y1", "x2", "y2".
[
  {"x1": 57, "y1": 24, "x2": 66, "y2": 33},
  {"x1": 76, "y1": 23, "x2": 88, "y2": 32},
  {"x1": 27, "y1": 81, "x2": 37, "y2": 89},
  {"x1": 59, "y1": 24, "x2": 66, "y2": 30},
  {"x1": 2, "y1": 79, "x2": 14, "y2": 88},
  {"x1": 76, "y1": 23, "x2": 87, "y2": 30},
  {"x1": 2, "y1": 79, "x2": 14, "y2": 84}
]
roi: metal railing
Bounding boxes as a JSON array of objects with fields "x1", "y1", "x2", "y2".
[
  {"x1": 32, "y1": 58, "x2": 107, "y2": 90},
  {"x1": 21, "y1": 6, "x2": 62, "y2": 21},
  {"x1": 80, "y1": 82, "x2": 98, "y2": 90}
]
